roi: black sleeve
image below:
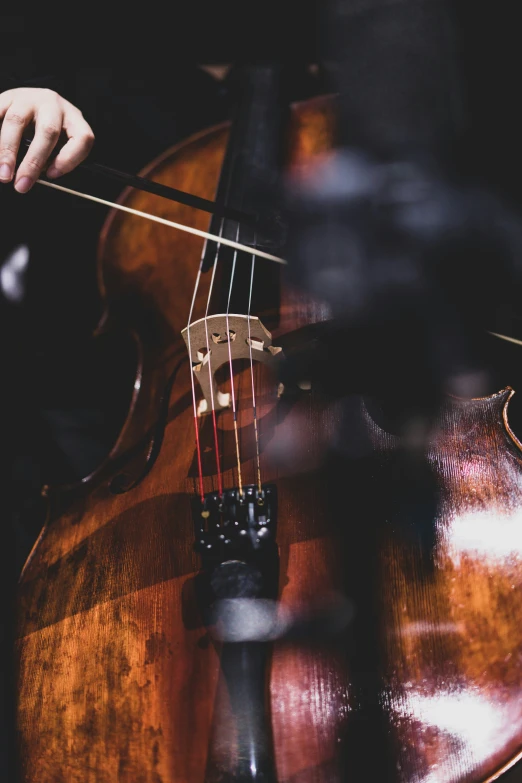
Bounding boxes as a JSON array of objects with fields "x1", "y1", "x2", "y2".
[{"x1": 0, "y1": 73, "x2": 66, "y2": 96}]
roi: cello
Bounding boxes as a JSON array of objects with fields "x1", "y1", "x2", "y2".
[{"x1": 15, "y1": 65, "x2": 522, "y2": 783}]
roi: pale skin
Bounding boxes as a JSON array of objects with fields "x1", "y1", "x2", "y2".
[{"x1": 0, "y1": 87, "x2": 95, "y2": 193}]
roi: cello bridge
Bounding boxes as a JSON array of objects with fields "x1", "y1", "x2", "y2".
[{"x1": 181, "y1": 313, "x2": 283, "y2": 416}]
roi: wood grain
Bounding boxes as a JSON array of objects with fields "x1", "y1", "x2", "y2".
[{"x1": 17, "y1": 97, "x2": 522, "y2": 783}]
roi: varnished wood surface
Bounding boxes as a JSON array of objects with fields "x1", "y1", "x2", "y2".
[
  {"x1": 16, "y1": 97, "x2": 522, "y2": 782},
  {"x1": 364, "y1": 389, "x2": 522, "y2": 782}
]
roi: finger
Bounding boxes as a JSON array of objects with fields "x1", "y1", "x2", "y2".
[
  {"x1": 0, "y1": 98, "x2": 33, "y2": 184},
  {"x1": 0, "y1": 89, "x2": 14, "y2": 118},
  {"x1": 14, "y1": 101, "x2": 63, "y2": 193},
  {"x1": 46, "y1": 106, "x2": 94, "y2": 178}
]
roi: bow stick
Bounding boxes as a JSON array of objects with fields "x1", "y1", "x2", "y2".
[
  {"x1": 18, "y1": 138, "x2": 286, "y2": 264},
  {"x1": 78, "y1": 160, "x2": 259, "y2": 226},
  {"x1": 36, "y1": 178, "x2": 286, "y2": 265},
  {"x1": 21, "y1": 137, "x2": 256, "y2": 225}
]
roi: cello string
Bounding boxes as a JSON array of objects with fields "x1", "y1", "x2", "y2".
[
  {"x1": 182, "y1": 116, "x2": 245, "y2": 504},
  {"x1": 185, "y1": 153, "x2": 237, "y2": 505},
  {"x1": 201, "y1": 121, "x2": 241, "y2": 499},
  {"x1": 226, "y1": 226, "x2": 244, "y2": 498},
  {"x1": 186, "y1": 217, "x2": 227, "y2": 505},
  {"x1": 186, "y1": 264, "x2": 206, "y2": 504},
  {"x1": 35, "y1": 179, "x2": 286, "y2": 264},
  {"x1": 246, "y1": 245, "x2": 263, "y2": 496},
  {"x1": 203, "y1": 223, "x2": 225, "y2": 498}
]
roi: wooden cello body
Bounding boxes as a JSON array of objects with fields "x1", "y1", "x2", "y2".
[{"x1": 15, "y1": 85, "x2": 522, "y2": 783}]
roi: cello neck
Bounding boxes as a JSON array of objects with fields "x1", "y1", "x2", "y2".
[{"x1": 202, "y1": 64, "x2": 288, "y2": 274}]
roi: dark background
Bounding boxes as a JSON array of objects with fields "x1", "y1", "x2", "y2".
[{"x1": 3, "y1": 3, "x2": 522, "y2": 780}]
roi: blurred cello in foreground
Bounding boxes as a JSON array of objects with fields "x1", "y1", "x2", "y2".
[{"x1": 15, "y1": 65, "x2": 522, "y2": 783}]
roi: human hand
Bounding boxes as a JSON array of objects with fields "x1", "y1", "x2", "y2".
[{"x1": 0, "y1": 87, "x2": 94, "y2": 193}]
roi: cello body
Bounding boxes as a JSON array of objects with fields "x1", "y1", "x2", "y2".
[{"x1": 16, "y1": 93, "x2": 522, "y2": 783}]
